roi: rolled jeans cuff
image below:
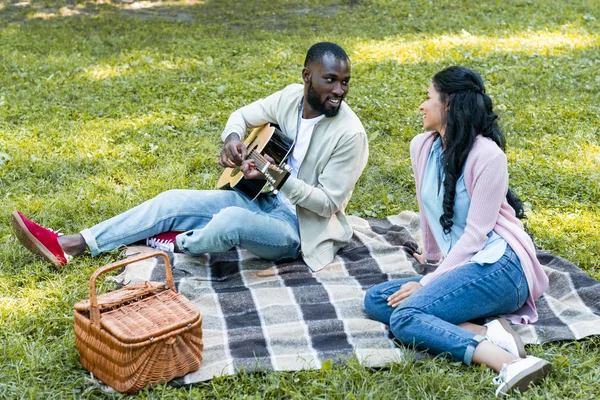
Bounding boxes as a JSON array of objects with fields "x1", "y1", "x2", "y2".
[
  {"x1": 463, "y1": 334, "x2": 486, "y2": 365},
  {"x1": 80, "y1": 228, "x2": 100, "y2": 256}
]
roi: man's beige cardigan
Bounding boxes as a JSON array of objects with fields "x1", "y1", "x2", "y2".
[{"x1": 221, "y1": 84, "x2": 369, "y2": 271}]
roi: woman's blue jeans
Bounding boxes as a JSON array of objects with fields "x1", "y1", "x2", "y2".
[
  {"x1": 80, "y1": 189, "x2": 301, "y2": 261},
  {"x1": 363, "y1": 246, "x2": 529, "y2": 365}
]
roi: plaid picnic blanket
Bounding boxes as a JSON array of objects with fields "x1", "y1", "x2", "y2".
[{"x1": 110, "y1": 211, "x2": 600, "y2": 384}]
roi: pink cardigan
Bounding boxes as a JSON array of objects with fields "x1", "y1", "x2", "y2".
[{"x1": 411, "y1": 132, "x2": 549, "y2": 324}]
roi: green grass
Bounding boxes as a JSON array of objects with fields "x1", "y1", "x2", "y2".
[{"x1": 1, "y1": 0, "x2": 599, "y2": 398}]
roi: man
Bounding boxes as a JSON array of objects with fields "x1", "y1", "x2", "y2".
[{"x1": 12, "y1": 42, "x2": 369, "y2": 272}]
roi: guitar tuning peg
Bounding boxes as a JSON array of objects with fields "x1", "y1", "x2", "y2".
[
  {"x1": 272, "y1": 189, "x2": 279, "y2": 195},
  {"x1": 283, "y1": 164, "x2": 292, "y2": 172}
]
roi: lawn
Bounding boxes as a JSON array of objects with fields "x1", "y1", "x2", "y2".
[{"x1": 1, "y1": 0, "x2": 599, "y2": 398}]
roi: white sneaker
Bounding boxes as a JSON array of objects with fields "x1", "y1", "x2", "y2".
[
  {"x1": 485, "y1": 318, "x2": 526, "y2": 358},
  {"x1": 493, "y1": 356, "x2": 551, "y2": 397}
]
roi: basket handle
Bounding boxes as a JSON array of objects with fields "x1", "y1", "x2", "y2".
[{"x1": 88, "y1": 250, "x2": 175, "y2": 327}]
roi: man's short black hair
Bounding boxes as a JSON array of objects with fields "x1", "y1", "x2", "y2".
[{"x1": 304, "y1": 42, "x2": 349, "y2": 67}]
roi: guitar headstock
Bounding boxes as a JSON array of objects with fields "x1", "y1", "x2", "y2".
[{"x1": 263, "y1": 162, "x2": 290, "y2": 190}]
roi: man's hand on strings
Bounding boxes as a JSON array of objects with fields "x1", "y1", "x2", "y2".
[
  {"x1": 241, "y1": 159, "x2": 262, "y2": 180},
  {"x1": 219, "y1": 133, "x2": 247, "y2": 168},
  {"x1": 240, "y1": 154, "x2": 275, "y2": 180}
]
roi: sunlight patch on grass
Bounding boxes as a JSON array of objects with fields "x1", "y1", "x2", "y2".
[
  {"x1": 80, "y1": 55, "x2": 201, "y2": 80},
  {"x1": 529, "y1": 207, "x2": 600, "y2": 276},
  {"x1": 121, "y1": 0, "x2": 207, "y2": 10},
  {"x1": 511, "y1": 142, "x2": 600, "y2": 174},
  {"x1": 82, "y1": 64, "x2": 122, "y2": 80},
  {"x1": 0, "y1": 280, "x2": 67, "y2": 320},
  {"x1": 30, "y1": 6, "x2": 86, "y2": 20},
  {"x1": 80, "y1": 114, "x2": 158, "y2": 134},
  {"x1": 353, "y1": 31, "x2": 599, "y2": 64},
  {"x1": 584, "y1": 142, "x2": 600, "y2": 167},
  {"x1": 27, "y1": 0, "x2": 207, "y2": 20},
  {"x1": 563, "y1": 142, "x2": 600, "y2": 170}
]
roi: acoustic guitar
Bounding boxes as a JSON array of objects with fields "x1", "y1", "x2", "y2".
[{"x1": 216, "y1": 123, "x2": 294, "y2": 200}]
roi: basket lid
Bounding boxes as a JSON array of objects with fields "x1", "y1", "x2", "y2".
[
  {"x1": 98, "y1": 290, "x2": 200, "y2": 344},
  {"x1": 74, "y1": 281, "x2": 167, "y2": 312}
]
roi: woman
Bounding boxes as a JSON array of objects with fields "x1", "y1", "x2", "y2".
[{"x1": 364, "y1": 66, "x2": 550, "y2": 397}]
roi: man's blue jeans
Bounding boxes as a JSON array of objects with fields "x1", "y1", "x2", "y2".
[
  {"x1": 363, "y1": 246, "x2": 529, "y2": 365},
  {"x1": 80, "y1": 189, "x2": 301, "y2": 261}
]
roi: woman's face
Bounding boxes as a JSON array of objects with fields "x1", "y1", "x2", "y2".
[{"x1": 419, "y1": 84, "x2": 446, "y2": 136}]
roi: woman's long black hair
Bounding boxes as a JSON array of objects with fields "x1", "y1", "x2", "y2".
[{"x1": 432, "y1": 66, "x2": 524, "y2": 234}]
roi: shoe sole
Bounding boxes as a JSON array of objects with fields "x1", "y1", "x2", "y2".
[
  {"x1": 497, "y1": 317, "x2": 526, "y2": 358},
  {"x1": 11, "y1": 211, "x2": 64, "y2": 270},
  {"x1": 497, "y1": 359, "x2": 551, "y2": 396}
]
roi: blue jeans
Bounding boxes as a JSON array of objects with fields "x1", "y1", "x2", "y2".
[
  {"x1": 80, "y1": 189, "x2": 301, "y2": 260},
  {"x1": 363, "y1": 246, "x2": 529, "y2": 365}
]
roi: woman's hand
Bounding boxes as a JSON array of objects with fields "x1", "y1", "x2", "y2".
[
  {"x1": 413, "y1": 252, "x2": 442, "y2": 265},
  {"x1": 387, "y1": 281, "x2": 422, "y2": 308},
  {"x1": 412, "y1": 252, "x2": 425, "y2": 264}
]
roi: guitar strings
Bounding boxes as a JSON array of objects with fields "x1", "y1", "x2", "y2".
[
  {"x1": 248, "y1": 150, "x2": 284, "y2": 177},
  {"x1": 248, "y1": 150, "x2": 277, "y2": 186},
  {"x1": 250, "y1": 150, "x2": 282, "y2": 172},
  {"x1": 250, "y1": 150, "x2": 269, "y2": 170}
]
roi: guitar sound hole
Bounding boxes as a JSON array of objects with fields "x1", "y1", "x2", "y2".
[{"x1": 230, "y1": 168, "x2": 241, "y2": 177}]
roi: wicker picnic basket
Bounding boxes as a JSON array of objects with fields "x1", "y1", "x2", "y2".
[{"x1": 74, "y1": 250, "x2": 203, "y2": 393}]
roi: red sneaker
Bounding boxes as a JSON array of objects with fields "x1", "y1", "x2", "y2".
[
  {"x1": 11, "y1": 211, "x2": 71, "y2": 270},
  {"x1": 146, "y1": 231, "x2": 182, "y2": 253}
]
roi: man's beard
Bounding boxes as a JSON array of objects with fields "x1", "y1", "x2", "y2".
[{"x1": 306, "y1": 80, "x2": 342, "y2": 118}]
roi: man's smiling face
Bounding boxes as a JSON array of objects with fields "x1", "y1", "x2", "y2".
[{"x1": 303, "y1": 53, "x2": 350, "y2": 118}]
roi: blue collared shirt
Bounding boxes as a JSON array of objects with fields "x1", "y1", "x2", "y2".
[{"x1": 421, "y1": 137, "x2": 507, "y2": 264}]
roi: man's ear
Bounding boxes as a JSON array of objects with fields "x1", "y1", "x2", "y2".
[{"x1": 302, "y1": 67, "x2": 311, "y2": 84}]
